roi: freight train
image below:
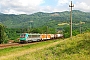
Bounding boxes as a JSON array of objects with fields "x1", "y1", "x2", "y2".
[{"x1": 20, "y1": 33, "x2": 63, "y2": 43}]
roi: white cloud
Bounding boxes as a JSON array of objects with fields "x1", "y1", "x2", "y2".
[
  {"x1": 0, "y1": 0, "x2": 90, "y2": 14},
  {"x1": 75, "y1": 1, "x2": 90, "y2": 12},
  {"x1": 39, "y1": 6, "x2": 54, "y2": 13},
  {"x1": 57, "y1": 0, "x2": 71, "y2": 6},
  {"x1": 0, "y1": 0, "x2": 44, "y2": 14},
  {"x1": 18, "y1": 0, "x2": 44, "y2": 7},
  {"x1": 57, "y1": 0, "x2": 90, "y2": 12}
]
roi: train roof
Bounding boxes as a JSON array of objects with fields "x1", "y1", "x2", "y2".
[{"x1": 28, "y1": 33, "x2": 41, "y2": 35}]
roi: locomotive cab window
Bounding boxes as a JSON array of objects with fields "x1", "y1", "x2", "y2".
[{"x1": 20, "y1": 34, "x2": 26, "y2": 38}]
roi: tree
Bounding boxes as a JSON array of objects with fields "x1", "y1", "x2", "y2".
[
  {"x1": 63, "y1": 26, "x2": 70, "y2": 38},
  {"x1": 0, "y1": 24, "x2": 8, "y2": 44}
]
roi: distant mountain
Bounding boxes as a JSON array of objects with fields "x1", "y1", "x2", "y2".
[
  {"x1": 0, "y1": 13, "x2": 3, "y2": 15},
  {"x1": 0, "y1": 10, "x2": 90, "y2": 28}
]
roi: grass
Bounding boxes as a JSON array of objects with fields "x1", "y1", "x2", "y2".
[
  {"x1": 0, "y1": 39, "x2": 59, "y2": 59},
  {"x1": 0, "y1": 33, "x2": 90, "y2": 60}
]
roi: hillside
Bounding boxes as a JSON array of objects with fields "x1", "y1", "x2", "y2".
[
  {"x1": 0, "y1": 10, "x2": 90, "y2": 29},
  {"x1": 0, "y1": 33, "x2": 90, "y2": 60}
]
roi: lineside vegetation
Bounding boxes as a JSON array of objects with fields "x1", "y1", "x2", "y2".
[{"x1": 0, "y1": 33, "x2": 90, "y2": 60}]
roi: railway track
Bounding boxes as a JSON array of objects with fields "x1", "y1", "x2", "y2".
[
  {"x1": 0, "y1": 43, "x2": 20, "y2": 49},
  {"x1": 0, "y1": 42, "x2": 40, "y2": 49},
  {"x1": 0, "y1": 39, "x2": 61, "y2": 49},
  {"x1": 0, "y1": 43, "x2": 19, "y2": 47}
]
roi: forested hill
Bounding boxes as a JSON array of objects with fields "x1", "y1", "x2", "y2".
[{"x1": 0, "y1": 10, "x2": 90, "y2": 28}]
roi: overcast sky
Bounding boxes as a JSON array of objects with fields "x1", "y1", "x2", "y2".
[{"x1": 0, "y1": 0, "x2": 90, "y2": 14}]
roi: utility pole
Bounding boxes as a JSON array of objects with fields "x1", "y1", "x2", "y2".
[
  {"x1": 80, "y1": 21, "x2": 85, "y2": 34},
  {"x1": 69, "y1": 1, "x2": 74, "y2": 37},
  {"x1": 29, "y1": 20, "x2": 33, "y2": 33},
  {"x1": 80, "y1": 21, "x2": 82, "y2": 34},
  {"x1": 30, "y1": 21, "x2": 33, "y2": 29}
]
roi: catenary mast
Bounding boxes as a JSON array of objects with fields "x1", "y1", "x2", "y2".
[{"x1": 69, "y1": 1, "x2": 74, "y2": 37}]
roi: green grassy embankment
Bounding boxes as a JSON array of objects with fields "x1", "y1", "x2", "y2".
[
  {"x1": 14, "y1": 33, "x2": 90, "y2": 60},
  {"x1": 0, "y1": 39, "x2": 61, "y2": 60},
  {"x1": 0, "y1": 33, "x2": 90, "y2": 60}
]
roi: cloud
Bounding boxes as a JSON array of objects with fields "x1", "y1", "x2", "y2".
[
  {"x1": 57, "y1": 0, "x2": 90, "y2": 12},
  {"x1": 57, "y1": 0, "x2": 71, "y2": 6},
  {"x1": 75, "y1": 1, "x2": 90, "y2": 12},
  {"x1": 0, "y1": 0, "x2": 69, "y2": 14},
  {"x1": 0, "y1": 0, "x2": 44, "y2": 14},
  {"x1": 0, "y1": 0, "x2": 90, "y2": 14}
]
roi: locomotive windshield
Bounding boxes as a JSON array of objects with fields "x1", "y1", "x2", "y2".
[{"x1": 20, "y1": 34, "x2": 26, "y2": 38}]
